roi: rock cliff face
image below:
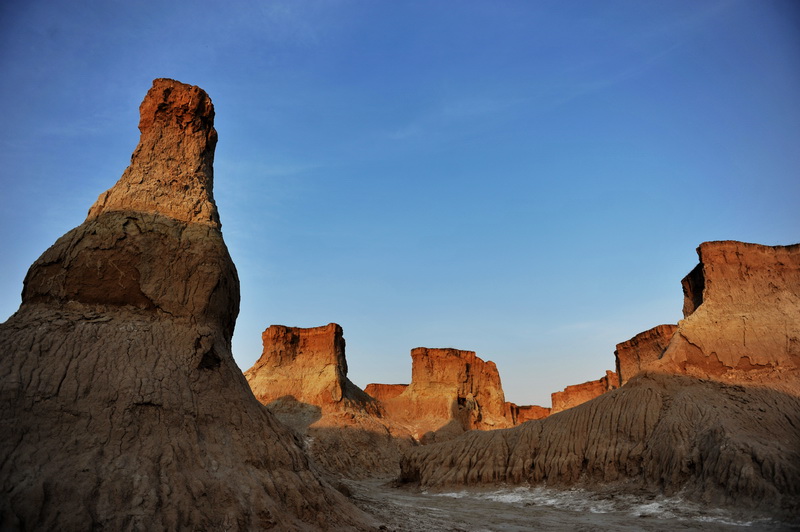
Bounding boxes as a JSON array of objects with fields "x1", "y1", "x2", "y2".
[
  {"x1": 0, "y1": 79, "x2": 370, "y2": 530},
  {"x1": 381, "y1": 348, "x2": 514, "y2": 440},
  {"x1": 244, "y1": 323, "x2": 409, "y2": 478},
  {"x1": 615, "y1": 324, "x2": 677, "y2": 385},
  {"x1": 550, "y1": 370, "x2": 618, "y2": 414},
  {"x1": 656, "y1": 241, "x2": 800, "y2": 388},
  {"x1": 399, "y1": 241, "x2": 800, "y2": 516},
  {"x1": 244, "y1": 323, "x2": 377, "y2": 413}
]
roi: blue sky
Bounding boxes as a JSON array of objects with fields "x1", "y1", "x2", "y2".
[{"x1": 1, "y1": 1, "x2": 798, "y2": 406}]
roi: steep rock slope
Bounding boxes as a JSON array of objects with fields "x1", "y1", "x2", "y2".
[
  {"x1": 0, "y1": 79, "x2": 371, "y2": 531},
  {"x1": 400, "y1": 241, "x2": 800, "y2": 516}
]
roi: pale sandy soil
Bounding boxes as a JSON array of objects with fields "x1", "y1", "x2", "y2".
[{"x1": 346, "y1": 479, "x2": 797, "y2": 531}]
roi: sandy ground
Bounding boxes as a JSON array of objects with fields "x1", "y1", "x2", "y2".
[{"x1": 345, "y1": 479, "x2": 797, "y2": 531}]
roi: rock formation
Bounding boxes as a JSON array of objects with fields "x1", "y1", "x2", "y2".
[
  {"x1": 364, "y1": 383, "x2": 408, "y2": 402},
  {"x1": 550, "y1": 370, "x2": 618, "y2": 414},
  {"x1": 656, "y1": 241, "x2": 800, "y2": 389},
  {"x1": 379, "y1": 347, "x2": 515, "y2": 440},
  {"x1": 399, "y1": 241, "x2": 800, "y2": 517},
  {"x1": 0, "y1": 79, "x2": 371, "y2": 530},
  {"x1": 245, "y1": 323, "x2": 411, "y2": 478},
  {"x1": 245, "y1": 323, "x2": 378, "y2": 414},
  {"x1": 505, "y1": 403, "x2": 551, "y2": 423},
  {"x1": 615, "y1": 324, "x2": 677, "y2": 385}
]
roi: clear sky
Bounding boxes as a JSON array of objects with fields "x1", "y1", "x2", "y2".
[{"x1": 1, "y1": 1, "x2": 798, "y2": 406}]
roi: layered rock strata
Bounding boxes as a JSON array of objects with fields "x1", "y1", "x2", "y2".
[
  {"x1": 399, "y1": 241, "x2": 800, "y2": 516},
  {"x1": 550, "y1": 370, "x2": 618, "y2": 414},
  {"x1": 0, "y1": 79, "x2": 370, "y2": 530},
  {"x1": 615, "y1": 324, "x2": 677, "y2": 385}
]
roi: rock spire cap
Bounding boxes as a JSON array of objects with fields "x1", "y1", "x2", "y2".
[{"x1": 87, "y1": 78, "x2": 221, "y2": 226}]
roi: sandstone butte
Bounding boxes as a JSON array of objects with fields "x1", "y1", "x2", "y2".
[
  {"x1": 243, "y1": 324, "x2": 643, "y2": 478},
  {"x1": 400, "y1": 241, "x2": 800, "y2": 519},
  {"x1": 244, "y1": 323, "x2": 410, "y2": 478},
  {"x1": 384, "y1": 347, "x2": 528, "y2": 440},
  {"x1": 245, "y1": 327, "x2": 537, "y2": 476},
  {"x1": 0, "y1": 79, "x2": 372, "y2": 531}
]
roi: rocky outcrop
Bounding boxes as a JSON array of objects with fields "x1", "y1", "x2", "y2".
[
  {"x1": 656, "y1": 241, "x2": 800, "y2": 388},
  {"x1": 506, "y1": 403, "x2": 551, "y2": 423},
  {"x1": 399, "y1": 241, "x2": 800, "y2": 517},
  {"x1": 615, "y1": 324, "x2": 677, "y2": 385},
  {"x1": 0, "y1": 79, "x2": 370, "y2": 530},
  {"x1": 245, "y1": 323, "x2": 410, "y2": 479},
  {"x1": 380, "y1": 348, "x2": 515, "y2": 440},
  {"x1": 244, "y1": 323, "x2": 378, "y2": 414},
  {"x1": 550, "y1": 370, "x2": 618, "y2": 414},
  {"x1": 364, "y1": 383, "x2": 408, "y2": 402}
]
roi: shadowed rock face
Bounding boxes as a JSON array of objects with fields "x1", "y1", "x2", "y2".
[
  {"x1": 0, "y1": 79, "x2": 370, "y2": 531},
  {"x1": 399, "y1": 241, "x2": 800, "y2": 516}
]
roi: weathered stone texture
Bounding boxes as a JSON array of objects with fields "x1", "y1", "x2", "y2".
[{"x1": 0, "y1": 79, "x2": 371, "y2": 531}]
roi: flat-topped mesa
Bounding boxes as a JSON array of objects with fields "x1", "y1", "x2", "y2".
[
  {"x1": 87, "y1": 78, "x2": 220, "y2": 227},
  {"x1": 656, "y1": 241, "x2": 800, "y2": 385},
  {"x1": 550, "y1": 370, "x2": 618, "y2": 414},
  {"x1": 380, "y1": 347, "x2": 515, "y2": 438},
  {"x1": 245, "y1": 323, "x2": 378, "y2": 413},
  {"x1": 615, "y1": 324, "x2": 678, "y2": 386}
]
